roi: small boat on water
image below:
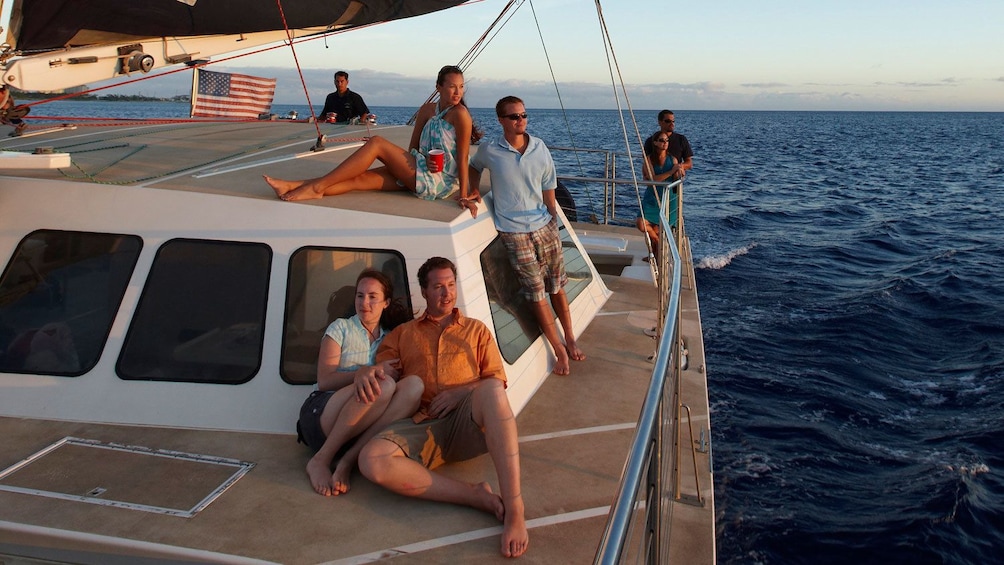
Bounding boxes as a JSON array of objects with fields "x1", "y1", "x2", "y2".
[{"x1": 0, "y1": 2, "x2": 714, "y2": 563}]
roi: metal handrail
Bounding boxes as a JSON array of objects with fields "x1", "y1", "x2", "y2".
[
  {"x1": 552, "y1": 145, "x2": 681, "y2": 226},
  {"x1": 594, "y1": 198, "x2": 683, "y2": 564}
]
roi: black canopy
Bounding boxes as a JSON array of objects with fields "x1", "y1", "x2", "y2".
[{"x1": 11, "y1": 0, "x2": 466, "y2": 51}]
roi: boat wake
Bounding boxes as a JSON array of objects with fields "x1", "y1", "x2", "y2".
[{"x1": 696, "y1": 243, "x2": 757, "y2": 270}]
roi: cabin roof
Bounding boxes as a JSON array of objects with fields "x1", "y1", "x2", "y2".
[{"x1": 1, "y1": 121, "x2": 468, "y2": 224}]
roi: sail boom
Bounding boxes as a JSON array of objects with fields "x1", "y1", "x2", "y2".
[
  {"x1": 2, "y1": 0, "x2": 468, "y2": 92},
  {"x1": 3, "y1": 29, "x2": 325, "y2": 92}
]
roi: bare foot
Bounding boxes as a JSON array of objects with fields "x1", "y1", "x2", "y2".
[
  {"x1": 553, "y1": 348, "x2": 570, "y2": 376},
  {"x1": 470, "y1": 482, "x2": 505, "y2": 522},
  {"x1": 263, "y1": 175, "x2": 302, "y2": 199},
  {"x1": 331, "y1": 459, "x2": 352, "y2": 495},
  {"x1": 305, "y1": 456, "x2": 334, "y2": 496},
  {"x1": 280, "y1": 181, "x2": 325, "y2": 201},
  {"x1": 500, "y1": 496, "x2": 529, "y2": 558},
  {"x1": 566, "y1": 340, "x2": 586, "y2": 362}
]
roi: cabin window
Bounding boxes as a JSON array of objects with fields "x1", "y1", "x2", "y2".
[
  {"x1": 0, "y1": 230, "x2": 142, "y2": 376},
  {"x1": 117, "y1": 239, "x2": 271, "y2": 384},
  {"x1": 281, "y1": 248, "x2": 410, "y2": 385},
  {"x1": 481, "y1": 220, "x2": 594, "y2": 364}
]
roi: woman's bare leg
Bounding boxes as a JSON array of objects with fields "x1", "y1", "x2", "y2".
[
  {"x1": 265, "y1": 136, "x2": 418, "y2": 201},
  {"x1": 306, "y1": 379, "x2": 397, "y2": 496},
  {"x1": 330, "y1": 375, "x2": 424, "y2": 495},
  {"x1": 635, "y1": 218, "x2": 660, "y2": 258},
  {"x1": 264, "y1": 175, "x2": 310, "y2": 198}
]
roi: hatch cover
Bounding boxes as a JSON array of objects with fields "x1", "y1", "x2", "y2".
[{"x1": 0, "y1": 437, "x2": 255, "y2": 517}]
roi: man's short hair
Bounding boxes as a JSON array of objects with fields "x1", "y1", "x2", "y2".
[
  {"x1": 334, "y1": 71, "x2": 349, "y2": 81},
  {"x1": 495, "y1": 95, "x2": 524, "y2": 117},
  {"x1": 418, "y1": 257, "x2": 457, "y2": 288},
  {"x1": 658, "y1": 109, "x2": 675, "y2": 122}
]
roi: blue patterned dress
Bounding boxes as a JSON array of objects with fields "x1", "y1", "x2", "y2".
[{"x1": 411, "y1": 105, "x2": 460, "y2": 200}]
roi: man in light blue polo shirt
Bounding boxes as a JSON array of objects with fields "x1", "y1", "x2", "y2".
[{"x1": 468, "y1": 96, "x2": 585, "y2": 375}]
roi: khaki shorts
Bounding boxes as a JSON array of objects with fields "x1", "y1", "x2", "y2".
[{"x1": 375, "y1": 390, "x2": 487, "y2": 469}]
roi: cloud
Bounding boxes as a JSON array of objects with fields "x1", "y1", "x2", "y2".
[
  {"x1": 872, "y1": 80, "x2": 959, "y2": 88},
  {"x1": 741, "y1": 82, "x2": 789, "y2": 88},
  {"x1": 93, "y1": 64, "x2": 1003, "y2": 111}
]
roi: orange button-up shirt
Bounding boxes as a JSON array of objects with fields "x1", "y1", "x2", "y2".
[{"x1": 376, "y1": 308, "x2": 506, "y2": 422}]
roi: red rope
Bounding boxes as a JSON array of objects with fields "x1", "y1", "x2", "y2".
[{"x1": 274, "y1": 0, "x2": 322, "y2": 140}]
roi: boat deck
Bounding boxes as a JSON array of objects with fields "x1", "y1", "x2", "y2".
[
  {"x1": 1, "y1": 119, "x2": 713, "y2": 563},
  {"x1": 1, "y1": 265, "x2": 713, "y2": 564}
]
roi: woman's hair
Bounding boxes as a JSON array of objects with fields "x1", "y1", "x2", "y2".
[
  {"x1": 437, "y1": 65, "x2": 483, "y2": 143},
  {"x1": 642, "y1": 132, "x2": 656, "y2": 163},
  {"x1": 643, "y1": 133, "x2": 676, "y2": 174},
  {"x1": 355, "y1": 269, "x2": 414, "y2": 331}
]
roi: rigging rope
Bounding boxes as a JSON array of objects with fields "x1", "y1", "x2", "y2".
[
  {"x1": 274, "y1": 0, "x2": 323, "y2": 143},
  {"x1": 592, "y1": 0, "x2": 651, "y2": 229},
  {"x1": 408, "y1": 0, "x2": 522, "y2": 125},
  {"x1": 527, "y1": 0, "x2": 597, "y2": 213}
]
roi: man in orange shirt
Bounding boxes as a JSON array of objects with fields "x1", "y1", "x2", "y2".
[{"x1": 358, "y1": 257, "x2": 528, "y2": 559}]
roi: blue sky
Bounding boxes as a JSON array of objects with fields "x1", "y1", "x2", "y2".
[
  {"x1": 225, "y1": 0, "x2": 1004, "y2": 111},
  {"x1": 8, "y1": 0, "x2": 1004, "y2": 110}
]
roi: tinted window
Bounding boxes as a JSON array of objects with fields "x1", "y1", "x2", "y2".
[
  {"x1": 481, "y1": 220, "x2": 593, "y2": 363},
  {"x1": 282, "y1": 248, "x2": 409, "y2": 385},
  {"x1": 117, "y1": 239, "x2": 271, "y2": 384},
  {"x1": 0, "y1": 230, "x2": 142, "y2": 376}
]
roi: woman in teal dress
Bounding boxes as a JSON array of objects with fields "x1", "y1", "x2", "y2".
[
  {"x1": 265, "y1": 65, "x2": 482, "y2": 216},
  {"x1": 635, "y1": 132, "x2": 679, "y2": 258}
]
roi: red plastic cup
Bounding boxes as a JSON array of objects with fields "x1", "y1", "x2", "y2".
[
  {"x1": 428, "y1": 149, "x2": 445, "y2": 173},
  {"x1": 325, "y1": 112, "x2": 338, "y2": 123}
]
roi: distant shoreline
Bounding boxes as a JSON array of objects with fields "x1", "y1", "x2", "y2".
[{"x1": 12, "y1": 93, "x2": 189, "y2": 103}]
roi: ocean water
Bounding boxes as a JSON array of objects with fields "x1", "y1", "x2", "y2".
[{"x1": 21, "y1": 101, "x2": 1004, "y2": 563}]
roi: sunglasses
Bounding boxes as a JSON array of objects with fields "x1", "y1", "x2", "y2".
[
  {"x1": 503, "y1": 112, "x2": 528, "y2": 121},
  {"x1": 654, "y1": 138, "x2": 669, "y2": 143},
  {"x1": 661, "y1": 118, "x2": 675, "y2": 124}
]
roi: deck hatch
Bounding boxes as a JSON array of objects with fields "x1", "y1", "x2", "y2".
[{"x1": 0, "y1": 437, "x2": 254, "y2": 518}]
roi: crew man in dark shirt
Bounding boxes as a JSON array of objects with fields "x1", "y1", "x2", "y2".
[
  {"x1": 320, "y1": 71, "x2": 371, "y2": 123},
  {"x1": 657, "y1": 109, "x2": 693, "y2": 179}
]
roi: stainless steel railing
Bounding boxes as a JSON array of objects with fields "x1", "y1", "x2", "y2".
[
  {"x1": 552, "y1": 146, "x2": 680, "y2": 228},
  {"x1": 593, "y1": 175, "x2": 695, "y2": 564}
]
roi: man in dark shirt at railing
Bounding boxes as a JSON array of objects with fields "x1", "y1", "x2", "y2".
[{"x1": 657, "y1": 109, "x2": 694, "y2": 179}]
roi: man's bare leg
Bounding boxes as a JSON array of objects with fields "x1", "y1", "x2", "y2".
[
  {"x1": 358, "y1": 442, "x2": 505, "y2": 517},
  {"x1": 306, "y1": 380, "x2": 396, "y2": 496},
  {"x1": 357, "y1": 381, "x2": 528, "y2": 558},
  {"x1": 549, "y1": 289, "x2": 585, "y2": 362},
  {"x1": 330, "y1": 375, "x2": 423, "y2": 495},
  {"x1": 531, "y1": 300, "x2": 570, "y2": 375},
  {"x1": 472, "y1": 379, "x2": 529, "y2": 558}
]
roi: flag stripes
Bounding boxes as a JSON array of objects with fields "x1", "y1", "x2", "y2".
[{"x1": 191, "y1": 70, "x2": 276, "y2": 119}]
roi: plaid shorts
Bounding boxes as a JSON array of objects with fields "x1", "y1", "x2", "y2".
[{"x1": 499, "y1": 218, "x2": 567, "y2": 303}]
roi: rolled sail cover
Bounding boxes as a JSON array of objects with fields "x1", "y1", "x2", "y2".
[{"x1": 10, "y1": 0, "x2": 467, "y2": 51}]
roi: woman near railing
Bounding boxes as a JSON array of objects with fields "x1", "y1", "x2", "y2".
[{"x1": 636, "y1": 133, "x2": 678, "y2": 259}]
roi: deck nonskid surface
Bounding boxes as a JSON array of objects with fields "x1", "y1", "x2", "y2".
[{"x1": 1, "y1": 121, "x2": 480, "y2": 224}]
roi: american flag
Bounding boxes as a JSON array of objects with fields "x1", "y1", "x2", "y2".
[{"x1": 191, "y1": 70, "x2": 276, "y2": 119}]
